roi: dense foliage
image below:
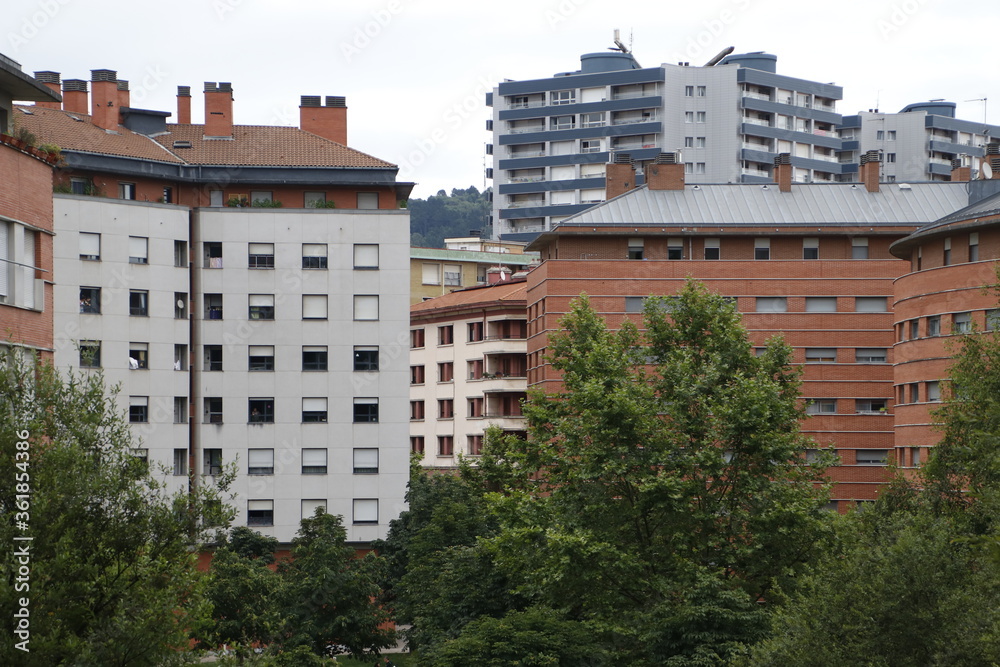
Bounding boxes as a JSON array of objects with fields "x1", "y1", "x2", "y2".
[{"x1": 408, "y1": 186, "x2": 491, "y2": 248}]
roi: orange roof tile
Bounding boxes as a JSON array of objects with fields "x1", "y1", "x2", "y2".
[{"x1": 411, "y1": 280, "x2": 527, "y2": 316}]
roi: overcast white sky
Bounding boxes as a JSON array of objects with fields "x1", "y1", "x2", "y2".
[{"x1": 6, "y1": 0, "x2": 997, "y2": 198}]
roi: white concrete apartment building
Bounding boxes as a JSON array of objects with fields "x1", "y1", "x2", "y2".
[
  {"x1": 409, "y1": 279, "x2": 528, "y2": 467},
  {"x1": 28, "y1": 68, "x2": 412, "y2": 544}
]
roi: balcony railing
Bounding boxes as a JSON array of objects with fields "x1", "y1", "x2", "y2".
[
  {"x1": 508, "y1": 176, "x2": 545, "y2": 183},
  {"x1": 742, "y1": 116, "x2": 772, "y2": 127},
  {"x1": 742, "y1": 142, "x2": 773, "y2": 151},
  {"x1": 742, "y1": 168, "x2": 770, "y2": 178},
  {"x1": 508, "y1": 150, "x2": 545, "y2": 158},
  {"x1": 611, "y1": 91, "x2": 657, "y2": 100},
  {"x1": 509, "y1": 100, "x2": 546, "y2": 109},
  {"x1": 509, "y1": 125, "x2": 545, "y2": 134},
  {"x1": 741, "y1": 91, "x2": 772, "y2": 101},
  {"x1": 612, "y1": 115, "x2": 659, "y2": 125},
  {"x1": 508, "y1": 200, "x2": 545, "y2": 208}
]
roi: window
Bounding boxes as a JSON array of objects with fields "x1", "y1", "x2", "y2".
[
  {"x1": 162, "y1": 187, "x2": 173, "y2": 203},
  {"x1": 876, "y1": 130, "x2": 884, "y2": 141},
  {"x1": 250, "y1": 191, "x2": 273, "y2": 205},
  {"x1": 684, "y1": 136, "x2": 694, "y2": 148},
  {"x1": 970, "y1": 232, "x2": 980, "y2": 262},
  {"x1": 353, "y1": 498, "x2": 378, "y2": 524},
  {"x1": 468, "y1": 435, "x2": 484, "y2": 455},
  {"x1": 354, "y1": 244, "x2": 379, "y2": 269},
  {"x1": 249, "y1": 399, "x2": 274, "y2": 424},
  {"x1": 805, "y1": 348, "x2": 837, "y2": 363},
  {"x1": 754, "y1": 238, "x2": 770, "y2": 260},
  {"x1": 886, "y1": 153, "x2": 896, "y2": 163},
  {"x1": 302, "y1": 499, "x2": 327, "y2": 519},
  {"x1": 410, "y1": 437, "x2": 425, "y2": 454},
  {"x1": 71, "y1": 177, "x2": 89, "y2": 194},
  {"x1": 909, "y1": 383, "x2": 920, "y2": 403},
  {"x1": 411, "y1": 365, "x2": 425, "y2": 384},
  {"x1": 302, "y1": 397, "x2": 328, "y2": 423},
  {"x1": 248, "y1": 345, "x2": 274, "y2": 371},
  {"x1": 887, "y1": 130, "x2": 896, "y2": 140},
  {"x1": 302, "y1": 449, "x2": 328, "y2": 474},
  {"x1": 695, "y1": 162, "x2": 706, "y2": 174},
  {"x1": 439, "y1": 362, "x2": 454, "y2": 382},
  {"x1": 79, "y1": 232, "x2": 100, "y2": 260},
  {"x1": 357, "y1": 192, "x2": 379, "y2": 209},
  {"x1": 704, "y1": 238, "x2": 720, "y2": 260},
  {"x1": 129, "y1": 396, "x2": 148, "y2": 423},
  {"x1": 439, "y1": 399, "x2": 454, "y2": 419},
  {"x1": 249, "y1": 294, "x2": 275, "y2": 320},
  {"x1": 438, "y1": 436, "x2": 454, "y2": 456},
  {"x1": 304, "y1": 191, "x2": 327, "y2": 207},
  {"x1": 856, "y1": 399, "x2": 887, "y2": 414},
  {"x1": 851, "y1": 237, "x2": 869, "y2": 259},
  {"x1": 128, "y1": 236, "x2": 148, "y2": 264},
  {"x1": 696, "y1": 136, "x2": 706, "y2": 148},
  {"x1": 684, "y1": 85, "x2": 694, "y2": 97},
  {"x1": 580, "y1": 112, "x2": 604, "y2": 128},
  {"x1": 248, "y1": 449, "x2": 274, "y2": 475},
  {"x1": 353, "y1": 398, "x2": 378, "y2": 423},
  {"x1": 856, "y1": 449, "x2": 889, "y2": 466},
  {"x1": 685, "y1": 111, "x2": 694, "y2": 123},
  {"x1": 444, "y1": 264, "x2": 462, "y2": 286},
  {"x1": 943, "y1": 237, "x2": 951, "y2": 266},
  {"x1": 756, "y1": 297, "x2": 787, "y2": 313},
  {"x1": 204, "y1": 346, "x2": 223, "y2": 372},
  {"x1": 803, "y1": 237, "x2": 819, "y2": 260},
  {"x1": 205, "y1": 294, "x2": 223, "y2": 319},
  {"x1": 551, "y1": 90, "x2": 575, "y2": 105},
  {"x1": 911, "y1": 447, "x2": 922, "y2": 467},
  {"x1": 353, "y1": 295, "x2": 378, "y2": 321},
  {"x1": 987, "y1": 309, "x2": 1000, "y2": 331},
  {"x1": 303, "y1": 294, "x2": 328, "y2": 320},
  {"x1": 438, "y1": 325, "x2": 454, "y2": 345},
  {"x1": 129, "y1": 290, "x2": 148, "y2": 316},
  {"x1": 909, "y1": 319, "x2": 920, "y2": 339},
  {"x1": 550, "y1": 115, "x2": 575, "y2": 130},
  {"x1": 410, "y1": 329, "x2": 425, "y2": 349},
  {"x1": 128, "y1": 342, "x2": 148, "y2": 370},
  {"x1": 697, "y1": 85, "x2": 706, "y2": 97},
  {"x1": 468, "y1": 359, "x2": 483, "y2": 380},
  {"x1": 80, "y1": 287, "x2": 101, "y2": 314},
  {"x1": 204, "y1": 242, "x2": 222, "y2": 268},
  {"x1": 173, "y1": 449, "x2": 187, "y2": 476},
  {"x1": 855, "y1": 297, "x2": 887, "y2": 313},
  {"x1": 301, "y1": 243, "x2": 328, "y2": 269},
  {"x1": 79, "y1": 341, "x2": 101, "y2": 368},
  {"x1": 805, "y1": 297, "x2": 837, "y2": 312},
  {"x1": 204, "y1": 449, "x2": 222, "y2": 475},
  {"x1": 353, "y1": 448, "x2": 379, "y2": 474},
  {"x1": 354, "y1": 346, "x2": 379, "y2": 371},
  {"x1": 468, "y1": 321, "x2": 484, "y2": 342},
  {"x1": 806, "y1": 399, "x2": 836, "y2": 414},
  {"x1": 410, "y1": 400, "x2": 425, "y2": 420},
  {"x1": 927, "y1": 315, "x2": 941, "y2": 336},
  {"x1": 302, "y1": 345, "x2": 328, "y2": 371},
  {"x1": 209, "y1": 190, "x2": 224, "y2": 207},
  {"x1": 696, "y1": 111, "x2": 706, "y2": 123},
  {"x1": 247, "y1": 500, "x2": 274, "y2": 526},
  {"x1": 119, "y1": 182, "x2": 136, "y2": 200},
  {"x1": 174, "y1": 396, "x2": 187, "y2": 423},
  {"x1": 421, "y1": 262, "x2": 440, "y2": 285},
  {"x1": 667, "y1": 238, "x2": 683, "y2": 260},
  {"x1": 175, "y1": 292, "x2": 188, "y2": 319},
  {"x1": 248, "y1": 243, "x2": 274, "y2": 269},
  {"x1": 953, "y1": 312, "x2": 972, "y2": 334},
  {"x1": 855, "y1": 348, "x2": 887, "y2": 364},
  {"x1": 926, "y1": 381, "x2": 941, "y2": 402},
  {"x1": 581, "y1": 139, "x2": 602, "y2": 153},
  {"x1": 131, "y1": 449, "x2": 149, "y2": 471},
  {"x1": 628, "y1": 237, "x2": 644, "y2": 260},
  {"x1": 469, "y1": 397, "x2": 484, "y2": 418}
]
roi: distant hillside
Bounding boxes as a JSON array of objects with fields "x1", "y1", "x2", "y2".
[{"x1": 408, "y1": 186, "x2": 491, "y2": 248}]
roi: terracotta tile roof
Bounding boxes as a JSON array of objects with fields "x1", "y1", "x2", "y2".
[
  {"x1": 411, "y1": 279, "x2": 527, "y2": 316},
  {"x1": 15, "y1": 105, "x2": 183, "y2": 163},
  {"x1": 14, "y1": 105, "x2": 396, "y2": 169}
]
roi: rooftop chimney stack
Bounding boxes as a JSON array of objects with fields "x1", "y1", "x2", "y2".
[
  {"x1": 62, "y1": 79, "x2": 89, "y2": 115},
  {"x1": 90, "y1": 69, "x2": 119, "y2": 131},
  {"x1": 176, "y1": 86, "x2": 191, "y2": 124},
  {"x1": 859, "y1": 149, "x2": 881, "y2": 193},
  {"x1": 33, "y1": 71, "x2": 62, "y2": 109},
  {"x1": 204, "y1": 82, "x2": 234, "y2": 138},
  {"x1": 950, "y1": 157, "x2": 971, "y2": 182},
  {"x1": 605, "y1": 153, "x2": 636, "y2": 199},
  {"x1": 774, "y1": 153, "x2": 792, "y2": 192},
  {"x1": 299, "y1": 95, "x2": 347, "y2": 144},
  {"x1": 116, "y1": 80, "x2": 130, "y2": 112},
  {"x1": 645, "y1": 152, "x2": 685, "y2": 191},
  {"x1": 986, "y1": 143, "x2": 1000, "y2": 179}
]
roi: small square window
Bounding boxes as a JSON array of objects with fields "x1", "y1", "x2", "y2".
[
  {"x1": 438, "y1": 362, "x2": 454, "y2": 382},
  {"x1": 248, "y1": 345, "x2": 274, "y2": 371},
  {"x1": 247, "y1": 500, "x2": 274, "y2": 526},
  {"x1": 302, "y1": 397, "x2": 328, "y2": 423},
  {"x1": 704, "y1": 238, "x2": 720, "y2": 260},
  {"x1": 667, "y1": 238, "x2": 683, "y2": 260},
  {"x1": 249, "y1": 399, "x2": 274, "y2": 424},
  {"x1": 173, "y1": 449, "x2": 188, "y2": 476},
  {"x1": 80, "y1": 287, "x2": 101, "y2": 314},
  {"x1": 411, "y1": 329, "x2": 426, "y2": 349},
  {"x1": 439, "y1": 399, "x2": 455, "y2": 419},
  {"x1": 438, "y1": 435, "x2": 454, "y2": 456},
  {"x1": 806, "y1": 399, "x2": 836, "y2": 414},
  {"x1": 353, "y1": 295, "x2": 378, "y2": 321},
  {"x1": 803, "y1": 237, "x2": 819, "y2": 260},
  {"x1": 302, "y1": 346, "x2": 328, "y2": 371},
  {"x1": 856, "y1": 449, "x2": 889, "y2": 466},
  {"x1": 128, "y1": 342, "x2": 148, "y2": 370},
  {"x1": 302, "y1": 243, "x2": 328, "y2": 269},
  {"x1": 805, "y1": 348, "x2": 837, "y2": 363},
  {"x1": 129, "y1": 396, "x2": 149, "y2": 423},
  {"x1": 248, "y1": 243, "x2": 275, "y2": 269},
  {"x1": 410, "y1": 400, "x2": 425, "y2": 420},
  {"x1": 353, "y1": 498, "x2": 378, "y2": 524},
  {"x1": 303, "y1": 294, "x2": 329, "y2": 320},
  {"x1": 411, "y1": 365, "x2": 426, "y2": 384},
  {"x1": 754, "y1": 238, "x2": 770, "y2": 260},
  {"x1": 204, "y1": 242, "x2": 223, "y2": 268},
  {"x1": 953, "y1": 312, "x2": 972, "y2": 334},
  {"x1": 852, "y1": 237, "x2": 869, "y2": 260},
  {"x1": 756, "y1": 297, "x2": 786, "y2": 313},
  {"x1": 204, "y1": 448, "x2": 223, "y2": 475},
  {"x1": 79, "y1": 340, "x2": 101, "y2": 368},
  {"x1": 927, "y1": 316, "x2": 941, "y2": 337},
  {"x1": 354, "y1": 346, "x2": 379, "y2": 371},
  {"x1": 302, "y1": 499, "x2": 327, "y2": 519},
  {"x1": 128, "y1": 236, "x2": 148, "y2": 264},
  {"x1": 204, "y1": 345, "x2": 223, "y2": 371},
  {"x1": 174, "y1": 240, "x2": 187, "y2": 267},
  {"x1": 249, "y1": 294, "x2": 275, "y2": 320},
  {"x1": 302, "y1": 448, "x2": 328, "y2": 475},
  {"x1": 353, "y1": 398, "x2": 378, "y2": 423},
  {"x1": 79, "y1": 232, "x2": 101, "y2": 260},
  {"x1": 205, "y1": 294, "x2": 223, "y2": 319},
  {"x1": 174, "y1": 396, "x2": 188, "y2": 424},
  {"x1": 248, "y1": 448, "x2": 274, "y2": 475},
  {"x1": 468, "y1": 435, "x2": 484, "y2": 456},
  {"x1": 354, "y1": 244, "x2": 379, "y2": 269},
  {"x1": 353, "y1": 448, "x2": 379, "y2": 474},
  {"x1": 129, "y1": 290, "x2": 148, "y2": 317},
  {"x1": 926, "y1": 381, "x2": 941, "y2": 402},
  {"x1": 855, "y1": 348, "x2": 887, "y2": 364},
  {"x1": 357, "y1": 192, "x2": 379, "y2": 209},
  {"x1": 410, "y1": 436, "x2": 425, "y2": 454},
  {"x1": 438, "y1": 325, "x2": 454, "y2": 345}
]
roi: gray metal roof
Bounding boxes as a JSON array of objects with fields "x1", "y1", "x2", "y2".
[
  {"x1": 559, "y1": 182, "x2": 971, "y2": 227},
  {"x1": 411, "y1": 247, "x2": 538, "y2": 264}
]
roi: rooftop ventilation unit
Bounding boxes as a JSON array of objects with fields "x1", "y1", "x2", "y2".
[
  {"x1": 300, "y1": 95, "x2": 321, "y2": 107},
  {"x1": 653, "y1": 152, "x2": 679, "y2": 164},
  {"x1": 326, "y1": 96, "x2": 346, "y2": 107},
  {"x1": 614, "y1": 152, "x2": 633, "y2": 164},
  {"x1": 173, "y1": 140, "x2": 192, "y2": 149}
]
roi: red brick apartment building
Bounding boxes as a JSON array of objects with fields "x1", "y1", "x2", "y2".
[
  {"x1": 0, "y1": 56, "x2": 61, "y2": 358},
  {"x1": 523, "y1": 151, "x2": 1000, "y2": 507}
]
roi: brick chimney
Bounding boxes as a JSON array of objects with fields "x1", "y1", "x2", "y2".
[
  {"x1": 62, "y1": 79, "x2": 88, "y2": 115},
  {"x1": 90, "y1": 69, "x2": 119, "y2": 131},
  {"x1": 33, "y1": 71, "x2": 61, "y2": 109},
  {"x1": 204, "y1": 82, "x2": 234, "y2": 138},
  {"x1": 645, "y1": 152, "x2": 685, "y2": 191},
  {"x1": 605, "y1": 153, "x2": 636, "y2": 199},
  {"x1": 774, "y1": 153, "x2": 792, "y2": 192},
  {"x1": 299, "y1": 95, "x2": 347, "y2": 144},
  {"x1": 116, "y1": 80, "x2": 130, "y2": 112},
  {"x1": 176, "y1": 86, "x2": 191, "y2": 124},
  {"x1": 487, "y1": 266, "x2": 511, "y2": 284},
  {"x1": 950, "y1": 157, "x2": 971, "y2": 182},
  {"x1": 859, "y1": 149, "x2": 881, "y2": 193}
]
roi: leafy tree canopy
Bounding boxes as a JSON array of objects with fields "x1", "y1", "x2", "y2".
[{"x1": 408, "y1": 186, "x2": 490, "y2": 248}]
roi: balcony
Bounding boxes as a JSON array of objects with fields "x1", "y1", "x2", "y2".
[
  {"x1": 508, "y1": 176, "x2": 545, "y2": 183},
  {"x1": 742, "y1": 142, "x2": 773, "y2": 152},
  {"x1": 612, "y1": 115, "x2": 659, "y2": 126},
  {"x1": 742, "y1": 167, "x2": 770, "y2": 178},
  {"x1": 509, "y1": 100, "x2": 546, "y2": 110},
  {"x1": 741, "y1": 90, "x2": 772, "y2": 101},
  {"x1": 508, "y1": 199, "x2": 545, "y2": 208},
  {"x1": 509, "y1": 125, "x2": 545, "y2": 134},
  {"x1": 611, "y1": 91, "x2": 657, "y2": 100},
  {"x1": 508, "y1": 150, "x2": 545, "y2": 158},
  {"x1": 742, "y1": 116, "x2": 772, "y2": 127}
]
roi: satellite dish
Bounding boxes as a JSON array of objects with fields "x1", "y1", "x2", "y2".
[
  {"x1": 984, "y1": 162, "x2": 994, "y2": 180},
  {"x1": 176, "y1": 299, "x2": 186, "y2": 309}
]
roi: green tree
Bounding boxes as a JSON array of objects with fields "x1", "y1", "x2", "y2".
[
  {"x1": 408, "y1": 186, "x2": 491, "y2": 248},
  {"x1": 0, "y1": 350, "x2": 231, "y2": 666}
]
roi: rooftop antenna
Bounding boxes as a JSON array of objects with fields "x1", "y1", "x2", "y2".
[
  {"x1": 965, "y1": 97, "x2": 988, "y2": 124},
  {"x1": 704, "y1": 46, "x2": 734, "y2": 67},
  {"x1": 611, "y1": 28, "x2": 630, "y2": 54}
]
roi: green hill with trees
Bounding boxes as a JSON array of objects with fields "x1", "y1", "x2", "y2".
[{"x1": 408, "y1": 186, "x2": 491, "y2": 248}]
